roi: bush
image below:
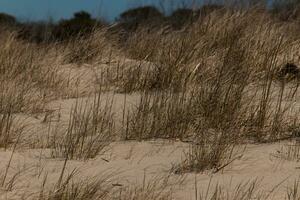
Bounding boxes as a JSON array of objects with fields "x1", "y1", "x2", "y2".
[
  {"x1": 53, "y1": 11, "x2": 102, "y2": 40},
  {"x1": 117, "y1": 6, "x2": 165, "y2": 32},
  {"x1": 0, "y1": 13, "x2": 16, "y2": 26},
  {"x1": 119, "y1": 6, "x2": 164, "y2": 23},
  {"x1": 272, "y1": 0, "x2": 300, "y2": 21},
  {"x1": 168, "y1": 8, "x2": 198, "y2": 29},
  {"x1": 167, "y1": 4, "x2": 225, "y2": 29},
  {"x1": 18, "y1": 22, "x2": 55, "y2": 43},
  {"x1": 198, "y1": 4, "x2": 225, "y2": 16},
  {"x1": 17, "y1": 11, "x2": 106, "y2": 43}
]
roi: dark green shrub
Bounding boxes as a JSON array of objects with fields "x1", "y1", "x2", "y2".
[
  {"x1": 0, "y1": 13, "x2": 16, "y2": 26},
  {"x1": 17, "y1": 11, "x2": 106, "y2": 43},
  {"x1": 18, "y1": 22, "x2": 55, "y2": 43},
  {"x1": 168, "y1": 8, "x2": 197, "y2": 29},
  {"x1": 53, "y1": 11, "x2": 105, "y2": 40},
  {"x1": 119, "y1": 6, "x2": 164, "y2": 23},
  {"x1": 117, "y1": 6, "x2": 165, "y2": 32},
  {"x1": 167, "y1": 5, "x2": 224, "y2": 29},
  {"x1": 198, "y1": 4, "x2": 225, "y2": 17},
  {"x1": 272, "y1": 0, "x2": 300, "y2": 21}
]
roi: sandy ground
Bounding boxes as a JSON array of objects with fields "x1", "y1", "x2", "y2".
[
  {"x1": 1, "y1": 62, "x2": 300, "y2": 199},
  {"x1": 1, "y1": 139, "x2": 300, "y2": 199}
]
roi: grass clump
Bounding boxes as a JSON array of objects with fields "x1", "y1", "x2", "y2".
[
  {"x1": 175, "y1": 130, "x2": 240, "y2": 174},
  {"x1": 273, "y1": 140, "x2": 300, "y2": 162},
  {"x1": 63, "y1": 29, "x2": 116, "y2": 65},
  {"x1": 0, "y1": 108, "x2": 15, "y2": 149},
  {"x1": 0, "y1": 32, "x2": 67, "y2": 114},
  {"x1": 50, "y1": 93, "x2": 115, "y2": 160},
  {"x1": 37, "y1": 170, "x2": 113, "y2": 200},
  {"x1": 36, "y1": 171, "x2": 174, "y2": 200},
  {"x1": 114, "y1": 175, "x2": 174, "y2": 200},
  {"x1": 123, "y1": 90, "x2": 193, "y2": 140},
  {"x1": 287, "y1": 178, "x2": 300, "y2": 200},
  {"x1": 195, "y1": 178, "x2": 271, "y2": 200}
]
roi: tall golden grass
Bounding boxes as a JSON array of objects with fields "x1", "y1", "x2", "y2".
[{"x1": 0, "y1": 5, "x2": 300, "y2": 199}]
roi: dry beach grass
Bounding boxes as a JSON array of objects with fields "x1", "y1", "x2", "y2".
[{"x1": 1, "y1": 5, "x2": 300, "y2": 200}]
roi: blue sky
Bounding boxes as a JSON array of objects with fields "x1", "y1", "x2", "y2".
[{"x1": 0, "y1": 0, "x2": 200, "y2": 22}]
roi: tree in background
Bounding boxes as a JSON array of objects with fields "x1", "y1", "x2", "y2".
[
  {"x1": 53, "y1": 11, "x2": 104, "y2": 40},
  {"x1": 223, "y1": 0, "x2": 267, "y2": 8},
  {"x1": 0, "y1": 13, "x2": 17, "y2": 26},
  {"x1": 168, "y1": 8, "x2": 197, "y2": 29},
  {"x1": 117, "y1": 6, "x2": 165, "y2": 31},
  {"x1": 167, "y1": 4, "x2": 224, "y2": 29},
  {"x1": 18, "y1": 21, "x2": 55, "y2": 43},
  {"x1": 272, "y1": 0, "x2": 300, "y2": 20}
]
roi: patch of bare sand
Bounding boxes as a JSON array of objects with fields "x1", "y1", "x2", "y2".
[{"x1": 0, "y1": 140, "x2": 299, "y2": 199}]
